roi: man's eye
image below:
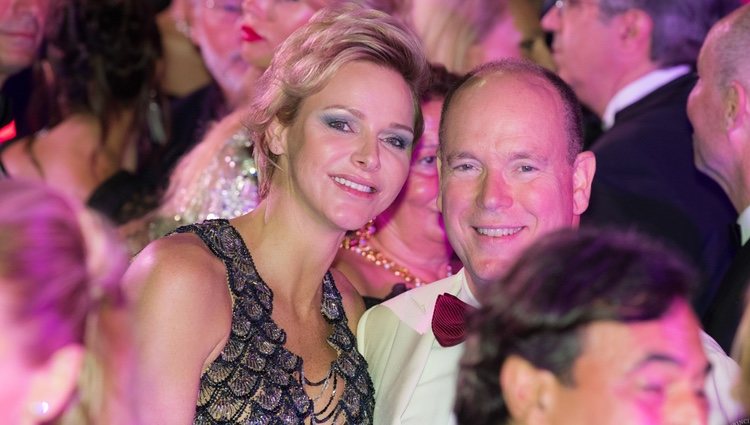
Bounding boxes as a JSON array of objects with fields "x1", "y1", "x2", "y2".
[
  {"x1": 384, "y1": 136, "x2": 408, "y2": 150},
  {"x1": 454, "y1": 163, "x2": 475, "y2": 172},
  {"x1": 519, "y1": 165, "x2": 536, "y2": 172}
]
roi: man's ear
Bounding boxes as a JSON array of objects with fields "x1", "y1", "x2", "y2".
[
  {"x1": 501, "y1": 355, "x2": 559, "y2": 424},
  {"x1": 617, "y1": 8, "x2": 653, "y2": 54},
  {"x1": 571, "y1": 151, "x2": 596, "y2": 216},
  {"x1": 267, "y1": 117, "x2": 288, "y2": 156},
  {"x1": 726, "y1": 81, "x2": 749, "y2": 132},
  {"x1": 25, "y1": 344, "x2": 85, "y2": 423}
]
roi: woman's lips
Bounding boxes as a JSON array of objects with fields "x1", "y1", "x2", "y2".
[{"x1": 241, "y1": 25, "x2": 263, "y2": 42}]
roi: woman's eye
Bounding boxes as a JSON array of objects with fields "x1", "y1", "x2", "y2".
[
  {"x1": 384, "y1": 136, "x2": 409, "y2": 150},
  {"x1": 327, "y1": 120, "x2": 351, "y2": 132},
  {"x1": 519, "y1": 165, "x2": 537, "y2": 173},
  {"x1": 419, "y1": 155, "x2": 437, "y2": 166}
]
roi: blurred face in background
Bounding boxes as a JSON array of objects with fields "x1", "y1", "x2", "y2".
[
  {"x1": 190, "y1": 0, "x2": 252, "y2": 105},
  {"x1": 379, "y1": 98, "x2": 449, "y2": 247},
  {"x1": 240, "y1": 0, "x2": 321, "y2": 69},
  {"x1": 0, "y1": 0, "x2": 50, "y2": 83},
  {"x1": 470, "y1": 0, "x2": 554, "y2": 70}
]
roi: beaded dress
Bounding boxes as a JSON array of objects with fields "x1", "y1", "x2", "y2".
[{"x1": 173, "y1": 219, "x2": 375, "y2": 424}]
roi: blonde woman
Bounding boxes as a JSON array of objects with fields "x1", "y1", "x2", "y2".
[{"x1": 125, "y1": 4, "x2": 428, "y2": 423}]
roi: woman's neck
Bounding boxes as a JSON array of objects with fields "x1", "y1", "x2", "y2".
[{"x1": 231, "y1": 197, "x2": 346, "y2": 311}]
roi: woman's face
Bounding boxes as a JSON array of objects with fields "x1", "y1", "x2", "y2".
[
  {"x1": 240, "y1": 0, "x2": 321, "y2": 69},
  {"x1": 278, "y1": 60, "x2": 415, "y2": 232},
  {"x1": 380, "y1": 98, "x2": 448, "y2": 245},
  {"x1": 191, "y1": 0, "x2": 252, "y2": 102}
]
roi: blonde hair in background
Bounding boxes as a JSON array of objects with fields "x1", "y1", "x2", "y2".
[{"x1": 407, "y1": 0, "x2": 504, "y2": 73}]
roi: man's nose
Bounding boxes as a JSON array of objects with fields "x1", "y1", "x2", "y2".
[{"x1": 478, "y1": 171, "x2": 513, "y2": 210}]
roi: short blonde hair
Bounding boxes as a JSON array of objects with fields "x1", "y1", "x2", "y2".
[{"x1": 247, "y1": 2, "x2": 429, "y2": 199}]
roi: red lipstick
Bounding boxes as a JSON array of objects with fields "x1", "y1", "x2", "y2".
[{"x1": 241, "y1": 25, "x2": 263, "y2": 42}]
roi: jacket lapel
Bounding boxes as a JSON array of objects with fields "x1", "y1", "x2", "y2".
[{"x1": 376, "y1": 271, "x2": 465, "y2": 423}]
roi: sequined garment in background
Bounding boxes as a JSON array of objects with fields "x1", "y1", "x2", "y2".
[
  {"x1": 149, "y1": 128, "x2": 259, "y2": 241},
  {"x1": 174, "y1": 220, "x2": 375, "y2": 424}
]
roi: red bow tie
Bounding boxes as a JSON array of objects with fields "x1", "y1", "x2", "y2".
[{"x1": 431, "y1": 293, "x2": 478, "y2": 347}]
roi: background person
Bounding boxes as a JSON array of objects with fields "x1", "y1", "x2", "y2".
[
  {"x1": 0, "y1": 0, "x2": 164, "y2": 226},
  {"x1": 0, "y1": 180, "x2": 130, "y2": 425},
  {"x1": 687, "y1": 3, "x2": 750, "y2": 356},
  {"x1": 541, "y1": 0, "x2": 740, "y2": 321},
  {"x1": 456, "y1": 228, "x2": 712, "y2": 425}
]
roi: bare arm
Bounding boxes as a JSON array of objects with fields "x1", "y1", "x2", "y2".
[{"x1": 123, "y1": 233, "x2": 232, "y2": 424}]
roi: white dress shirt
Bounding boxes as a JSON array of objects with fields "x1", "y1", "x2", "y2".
[{"x1": 601, "y1": 65, "x2": 691, "y2": 129}]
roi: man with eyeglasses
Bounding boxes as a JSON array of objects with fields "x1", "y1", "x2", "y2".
[{"x1": 542, "y1": 0, "x2": 742, "y2": 341}]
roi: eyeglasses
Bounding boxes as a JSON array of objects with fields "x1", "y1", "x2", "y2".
[
  {"x1": 204, "y1": 0, "x2": 242, "y2": 15},
  {"x1": 552, "y1": 0, "x2": 599, "y2": 15}
]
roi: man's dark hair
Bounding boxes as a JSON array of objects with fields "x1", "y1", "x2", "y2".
[{"x1": 455, "y1": 227, "x2": 697, "y2": 424}]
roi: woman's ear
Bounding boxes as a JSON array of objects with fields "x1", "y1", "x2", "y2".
[
  {"x1": 267, "y1": 117, "x2": 288, "y2": 156},
  {"x1": 25, "y1": 344, "x2": 85, "y2": 423}
]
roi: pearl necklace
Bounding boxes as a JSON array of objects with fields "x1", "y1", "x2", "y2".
[{"x1": 341, "y1": 221, "x2": 453, "y2": 288}]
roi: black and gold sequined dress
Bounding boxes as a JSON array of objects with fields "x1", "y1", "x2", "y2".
[{"x1": 173, "y1": 219, "x2": 374, "y2": 424}]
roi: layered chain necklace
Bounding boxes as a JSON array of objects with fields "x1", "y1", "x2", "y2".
[{"x1": 341, "y1": 221, "x2": 452, "y2": 288}]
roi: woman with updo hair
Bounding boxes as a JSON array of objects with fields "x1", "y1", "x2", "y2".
[
  {"x1": 0, "y1": 0, "x2": 164, "y2": 225},
  {"x1": 125, "y1": 3, "x2": 429, "y2": 422},
  {"x1": 0, "y1": 180, "x2": 130, "y2": 425}
]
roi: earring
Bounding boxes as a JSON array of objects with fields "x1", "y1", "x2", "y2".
[
  {"x1": 29, "y1": 400, "x2": 50, "y2": 417},
  {"x1": 147, "y1": 91, "x2": 167, "y2": 146}
]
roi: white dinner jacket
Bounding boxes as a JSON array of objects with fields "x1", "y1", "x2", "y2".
[{"x1": 357, "y1": 270, "x2": 466, "y2": 425}]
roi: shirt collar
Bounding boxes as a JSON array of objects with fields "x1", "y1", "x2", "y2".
[
  {"x1": 601, "y1": 65, "x2": 692, "y2": 130},
  {"x1": 458, "y1": 270, "x2": 481, "y2": 308},
  {"x1": 738, "y1": 205, "x2": 750, "y2": 246}
]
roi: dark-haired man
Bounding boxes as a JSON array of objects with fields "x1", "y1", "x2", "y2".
[{"x1": 456, "y1": 228, "x2": 712, "y2": 425}]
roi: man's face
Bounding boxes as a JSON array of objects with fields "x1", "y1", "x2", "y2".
[
  {"x1": 545, "y1": 299, "x2": 709, "y2": 425},
  {"x1": 541, "y1": 0, "x2": 623, "y2": 114},
  {"x1": 438, "y1": 73, "x2": 594, "y2": 290},
  {"x1": 0, "y1": 0, "x2": 49, "y2": 82},
  {"x1": 687, "y1": 23, "x2": 735, "y2": 194}
]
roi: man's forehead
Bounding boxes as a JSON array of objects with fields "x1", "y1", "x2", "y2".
[{"x1": 578, "y1": 302, "x2": 705, "y2": 369}]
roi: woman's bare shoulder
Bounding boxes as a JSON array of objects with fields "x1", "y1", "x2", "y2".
[{"x1": 125, "y1": 232, "x2": 228, "y2": 299}]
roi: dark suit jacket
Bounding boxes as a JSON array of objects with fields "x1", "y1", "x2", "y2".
[
  {"x1": 582, "y1": 73, "x2": 738, "y2": 318},
  {"x1": 703, "y1": 241, "x2": 750, "y2": 352}
]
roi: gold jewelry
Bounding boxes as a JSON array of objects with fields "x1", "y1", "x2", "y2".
[{"x1": 341, "y1": 220, "x2": 452, "y2": 288}]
